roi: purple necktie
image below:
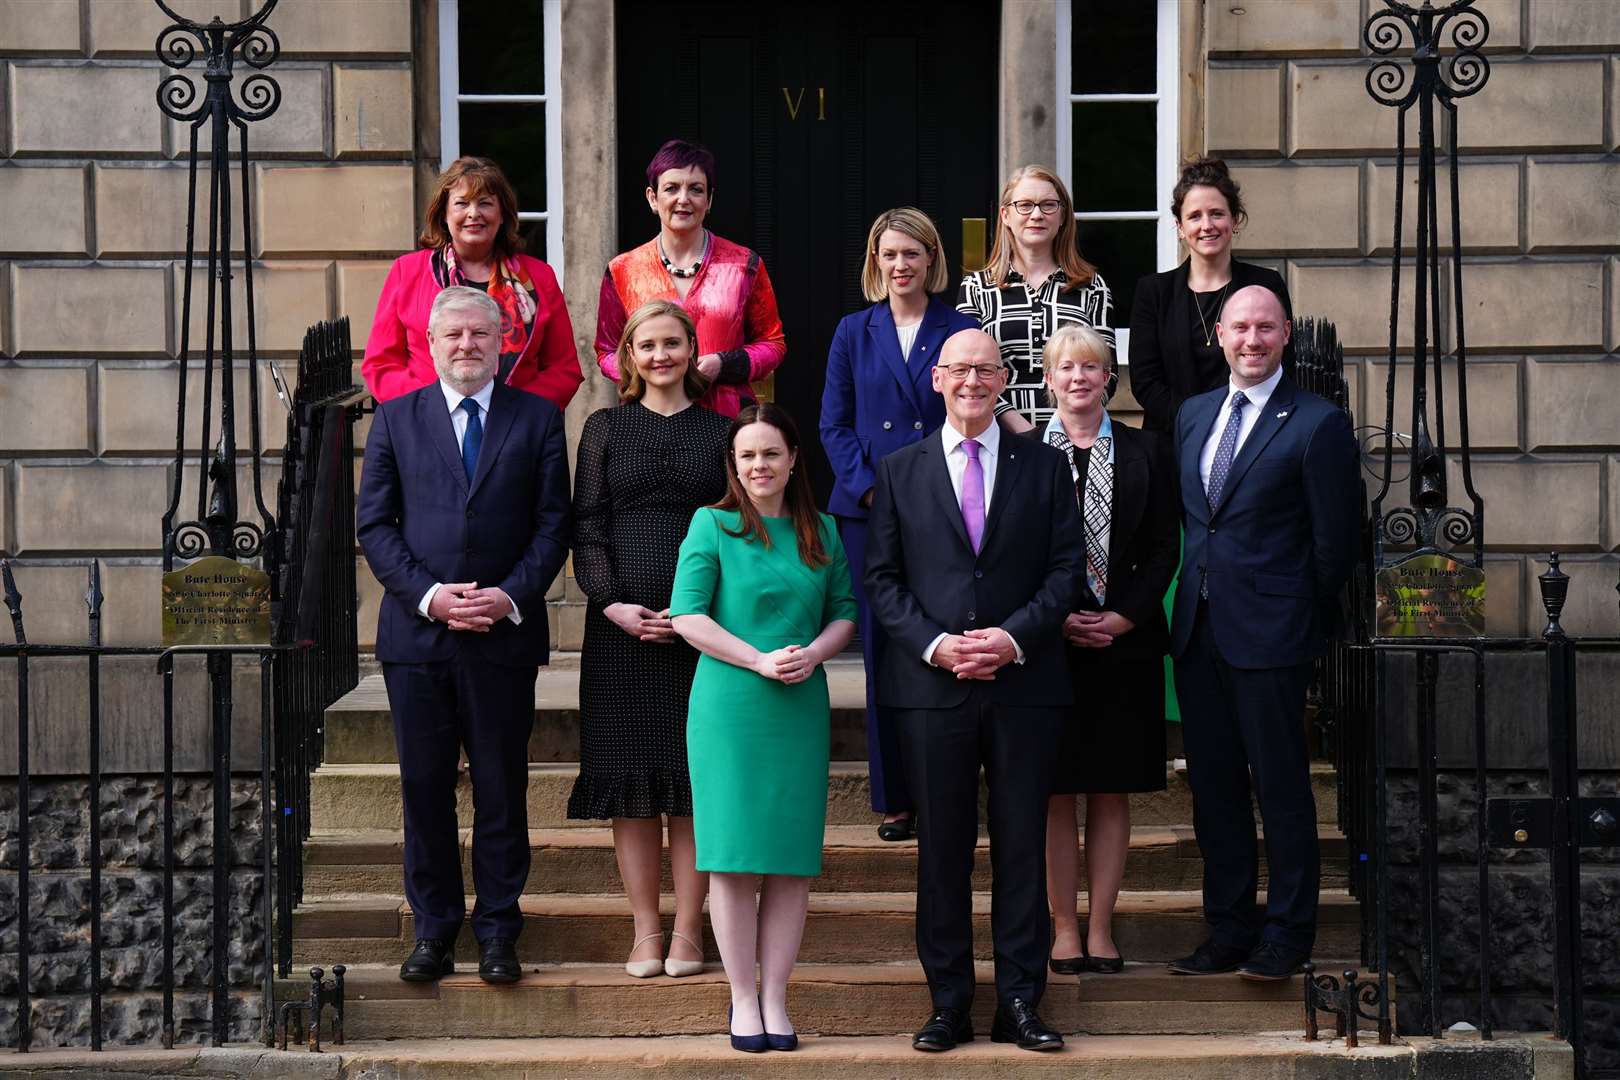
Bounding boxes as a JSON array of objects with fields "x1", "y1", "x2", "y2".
[{"x1": 960, "y1": 437, "x2": 985, "y2": 553}]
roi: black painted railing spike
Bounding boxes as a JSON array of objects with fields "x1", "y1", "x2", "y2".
[
  {"x1": 1539, "y1": 552, "x2": 1569, "y2": 640},
  {"x1": 2, "y1": 559, "x2": 25, "y2": 646}
]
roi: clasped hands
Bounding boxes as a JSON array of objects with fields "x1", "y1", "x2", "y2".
[
  {"x1": 428, "y1": 582, "x2": 514, "y2": 631},
  {"x1": 603, "y1": 602, "x2": 677, "y2": 643},
  {"x1": 933, "y1": 627, "x2": 1017, "y2": 680},
  {"x1": 753, "y1": 643, "x2": 823, "y2": 685},
  {"x1": 1064, "y1": 610, "x2": 1134, "y2": 648}
]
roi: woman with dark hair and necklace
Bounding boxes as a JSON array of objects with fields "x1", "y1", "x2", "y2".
[
  {"x1": 1126, "y1": 156, "x2": 1294, "y2": 433},
  {"x1": 594, "y1": 138, "x2": 787, "y2": 418}
]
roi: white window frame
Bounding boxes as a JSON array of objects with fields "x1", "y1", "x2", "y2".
[
  {"x1": 1054, "y1": 0, "x2": 1180, "y2": 363},
  {"x1": 438, "y1": 0, "x2": 566, "y2": 279}
]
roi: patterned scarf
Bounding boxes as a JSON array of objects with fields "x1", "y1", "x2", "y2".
[
  {"x1": 1046, "y1": 426, "x2": 1112, "y2": 605},
  {"x1": 432, "y1": 246, "x2": 538, "y2": 364}
]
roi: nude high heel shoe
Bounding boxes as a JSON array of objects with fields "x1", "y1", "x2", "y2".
[
  {"x1": 625, "y1": 931, "x2": 665, "y2": 978},
  {"x1": 663, "y1": 930, "x2": 705, "y2": 977}
]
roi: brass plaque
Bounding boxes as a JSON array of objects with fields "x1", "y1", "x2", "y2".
[
  {"x1": 162, "y1": 555, "x2": 272, "y2": 647},
  {"x1": 1375, "y1": 552, "x2": 1485, "y2": 638},
  {"x1": 961, "y1": 217, "x2": 987, "y2": 274}
]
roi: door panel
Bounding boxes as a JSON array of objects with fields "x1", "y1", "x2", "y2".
[{"x1": 617, "y1": 1, "x2": 1000, "y2": 505}]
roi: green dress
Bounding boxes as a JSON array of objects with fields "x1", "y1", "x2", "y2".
[{"x1": 669, "y1": 507, "x2": 857, "y2": 876}]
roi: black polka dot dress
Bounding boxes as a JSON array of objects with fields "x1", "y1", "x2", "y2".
[{"x1": 567, "y1": 401, "x2": 731, "y2": 819}]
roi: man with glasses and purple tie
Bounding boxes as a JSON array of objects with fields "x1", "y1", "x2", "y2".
[
  {"x1": 1164, "y1": 285, "x2": 1359, "y2": 982},
  {"x1": 864, "y1": 328, "x2": 1084, "y2": 1054}
]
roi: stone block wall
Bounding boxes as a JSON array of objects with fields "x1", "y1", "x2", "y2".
[
  {"x1": 1204, "y1": 0, "x2": 1620, "y2": 638},
  {"x1": 0, "y1": 775, "x2": 267, "y2": 1048},
  {"x1": 0, "y1": 0, "x2": 414, "y2": 654}
]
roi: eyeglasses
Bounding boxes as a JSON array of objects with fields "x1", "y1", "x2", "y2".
[
  {"x1": 940, "y1": 362, "x2": 1006, "y2": 382},
  {"x1": 1007, "y1": 200, "x2": 1064, "y2": 217}
]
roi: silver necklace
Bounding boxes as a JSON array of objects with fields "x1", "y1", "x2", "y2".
[{"x1": 1194, "y1": 279, "x2": 1233, "y2": 348}]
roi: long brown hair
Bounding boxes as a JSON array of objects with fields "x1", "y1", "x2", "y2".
[
  {"x1": 615, "y1": 300, "x2": 710, "y2": 403},
  {"x1": 714, "y1": 403, "x2": 829, "y2": 568},
  {"x1": 419, "y1": 157, "x2": 524, "y2": 258},
  {"x1": 981, "y1": 164, "x2": 1096, "y2": 291}
]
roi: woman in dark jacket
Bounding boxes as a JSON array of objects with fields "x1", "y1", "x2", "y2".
[
  {"x1": 1028, "y1": 326, "x2": 1180, "y2": 974},
  {"x1": 1127, "y1": 157, "x2": 1293, "y2": 433}
]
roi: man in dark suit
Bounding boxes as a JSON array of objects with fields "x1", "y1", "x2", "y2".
[
  {"x1": 865, "y1": 329, "x2": 1083, "y2": 1052},
  {"x1": 1165, "y1": 284, "x2": 1359, "y2": 981},
  {"x1": 358, "y1": 286, "x2": 571, "y2": 984}
]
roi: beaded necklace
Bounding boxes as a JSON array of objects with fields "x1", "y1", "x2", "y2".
[{"x1": 658, "y1": 230, "x2": 710, "y2": 279}]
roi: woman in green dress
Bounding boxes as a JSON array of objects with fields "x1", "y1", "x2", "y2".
[{"x1": 670, "y1": 402, "x2": 857, "y2": 1053}]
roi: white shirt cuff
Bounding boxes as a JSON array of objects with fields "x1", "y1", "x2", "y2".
[
  {"x1": 418, "y1": 583, "x2": 441, "y2": 620},
  {"x1": 922, "y1": 632, "x2": 948, "y2": 666},
  {"x1": 507, "y1": 598, "x2": 522, "y2": 625},
  {"x1": 1005, "y1": 632, "x2": 1025, "y2": 664}
]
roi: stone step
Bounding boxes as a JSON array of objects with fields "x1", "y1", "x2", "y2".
[
  {"x1": 307, "y1": 760, "x2": 1342, "y2": 833},
  {"x1": 301, "y1": 824, "x2": 1351, "y2": 897},
  {"x1": 274, "y1": 960, "x2": 1354, "y2": 1039},
  {"x1": 290, "y1": 890, "x2": 1361, "y2": 966},
  {"x1": 323, "y1": 668, "x2": 1194, "y2": 765},
  {"x1": 18, "y1": 1034, "x2": 1555, "y2": 1080}
]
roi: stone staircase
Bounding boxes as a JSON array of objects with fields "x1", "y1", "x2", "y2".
[{"x1": 282, "y1": 658, "x2": 1371, "y2": 1070}]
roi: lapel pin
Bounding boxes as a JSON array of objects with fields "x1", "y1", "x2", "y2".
[{"x1": 1277, "y1": 411, "x2": 1289, "y2": 419}]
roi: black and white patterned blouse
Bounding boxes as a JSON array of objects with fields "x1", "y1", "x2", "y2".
[{"x1": 956, "y1": 267, "x2": 1115, "y2": 427}]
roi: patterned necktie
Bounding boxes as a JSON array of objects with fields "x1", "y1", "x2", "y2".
[
  {"x1": 960, "y1": 437, "x2": 986, "y2": 554},
  {"x1": 1082, "y1": 437, "x2": 1112, "y2": 604},
  {"x1": 460, "y1": 397, "x2": 483, "y2": 485},
  {"x1": 1205, "y1": 390, "x2": 1248, "y2": 510}
]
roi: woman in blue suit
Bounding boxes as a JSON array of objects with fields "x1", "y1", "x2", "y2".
[{"x1": 820, "y1": 207, "x2": 978, "y2": 841}]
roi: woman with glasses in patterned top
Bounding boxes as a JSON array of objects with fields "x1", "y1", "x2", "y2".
[{"x1": 957, "y1": 165, "x2": 1114, "y2": 435}]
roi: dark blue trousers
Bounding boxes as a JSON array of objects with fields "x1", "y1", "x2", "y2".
[
  {"x1": 1175, "y1": 600, "x2": 1319, "y2": 953},
  {"x1": 839, "y1": 516, "x2": 911, "y2": 814},
  {"x1": 383, "y1": 650, "x2": 537, "y2": 943}
]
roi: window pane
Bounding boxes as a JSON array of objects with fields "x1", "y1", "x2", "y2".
[
  {"x1": 1075, "y1": 218, "x2": 1156, "y2": 334},
  {"x1": 459, "y1": 0, "x2": 545, "y2": 94},
  {"x1": 519, "y1": 220, "x2": 547, "y2": 261},
  {"x1": 1071, "y1": 0, "x2": 1156, "y2": 94},
  {"x1": 458, "y1": 103, "x2": 548, "y2": 213},
  {"x1": 1071, "y1": 102, "x2": 1155, "y2": 213}
]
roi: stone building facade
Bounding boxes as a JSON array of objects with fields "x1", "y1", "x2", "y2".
[{"x1": 0, "y1": 0, "x2": 1614, "y2": 664}]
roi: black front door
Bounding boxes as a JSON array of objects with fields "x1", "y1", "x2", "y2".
[{"x1": 616, "y1": 0, "x2": 1001, "y2": 505}]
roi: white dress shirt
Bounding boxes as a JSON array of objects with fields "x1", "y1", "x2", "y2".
[
  {"x1": 418, "y1": 378, "x2": 522, "y2": 625},
  {"x1": 1199, "y1": 363, "x2": 1285, "y2": 493},
  {"x1": 922, "y1": 418, "x2": 1022, "y2": 667}
]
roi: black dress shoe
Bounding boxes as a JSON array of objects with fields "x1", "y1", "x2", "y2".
[
  {"x1": 1048, "y1": 954, "x2": 1086, "y2": 975},
  {"x1": 398, "y1": 938, "x2": 454, "y2": 982},
  {"x1": 1236, "y1": 941, "x2": 1310, "y2": 981},
  {"x1": 477, "y1": 936, "x2": 521, "y2": 984},
  {"x1": 877, "y1": 815, "x2": 915, "y2": 842},
  {"x1": 990, "y1": 997, "x2": 1063, "y2": 1051},
  {"x1": 1167, "y1": 939, "x2": 1251, "y2": 976},
  {"x1": 912, "y1": 1006, "x2": 973, "y2": 1052}
]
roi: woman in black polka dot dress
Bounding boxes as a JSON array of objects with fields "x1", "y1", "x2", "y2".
[{"x1": 569, "y1": 300, "x2": 731, "y2": 978}]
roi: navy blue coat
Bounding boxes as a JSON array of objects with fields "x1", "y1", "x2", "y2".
[
  {"x1": 819, "y1": 297, "x2": 979, "y2": 518},
  {"x1": 1170, "y1": 375, "x2": 1360, "y2": 669},
  {"x1": 358, "y1": 380, "x2": 572, "y2": 667}
]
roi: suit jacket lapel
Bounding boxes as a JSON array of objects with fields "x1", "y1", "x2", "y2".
[
  {"x1": 1168, "y1": 260, "x2": 1195, "y2": 394},
  {"x1": 869, "y1": 305, "x2": 924, "y2": 416},
  {"x1": 910, "y1": 299, "x2": 952, "y2": 400},
  {"x1": 468, "y1": 384, "x2": 519, "y2": 498},
  {"x1": 922, "y1": 439, "x2": 974, "y2": 553},
  {"x1": 1181, "y1": 393, "x2": 1220, "y2": 526},
  {"x1": 423, "y1": 388, "x2": 470, "y2": 496},
  {"x1": 1108, "y1": 430, "x2": 1148, "y2": 555},
  {"x1": 1212, "y1": 377, "x2": 1297, "y2": 515}
]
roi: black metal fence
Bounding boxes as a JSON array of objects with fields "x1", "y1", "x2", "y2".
[{"x1": 1, "y1": 319, "x2": 359, "y2": 1051}]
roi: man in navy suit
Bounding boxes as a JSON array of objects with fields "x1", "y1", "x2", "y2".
[
  {"x1": 1165, "y1": 285, "x2": 1359, "y2": 981},
  {"x1": 865, "y1": 329, "x2": 1083, "y2": 1052},
  {"x1": 358, "y1": 286, "x2": 571, "y2": 984}
]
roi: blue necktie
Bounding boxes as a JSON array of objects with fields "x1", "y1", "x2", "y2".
[
  {"x1": 1205, "y1": 390, "x2": 1248, "y2": 510},
  {"x1": 460, "y1": 397, "x2": 483, "y2": 485}
]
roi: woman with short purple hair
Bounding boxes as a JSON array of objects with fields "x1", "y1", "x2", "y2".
[{"x1": 594, "y1": 139, "x2": 787, "y2": 418}]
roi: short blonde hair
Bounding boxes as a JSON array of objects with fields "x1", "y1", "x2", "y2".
[
  {"x1": 1042, "y1": 324, "x2": 1115, "y2": 408},
  {"x1": 861, "y1": 208, "x2": 951, "y2": 302},
  {"x1": 615, "y1": 300, "x2": 709, "y2": 404}
]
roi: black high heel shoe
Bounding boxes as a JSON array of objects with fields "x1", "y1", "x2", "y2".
[
  {"x1": 1084, "y1": 927, "x2": 1124, "y2": 974},
  {"x1": 728, "y1": 1004, "x2": 768, "y2": 1053},
  {"x1": 1048, "y1": 933, "x2": 1085, "y2": 975}
]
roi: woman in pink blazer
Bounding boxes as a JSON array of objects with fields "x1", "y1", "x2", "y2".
[{"x1": 363, "y1": 157, "x2": 583, "y2": 410}]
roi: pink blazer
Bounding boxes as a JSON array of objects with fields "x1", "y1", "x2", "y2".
[{"x1": 362, "y1": 249, "x2": 584, "y2": 410}]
